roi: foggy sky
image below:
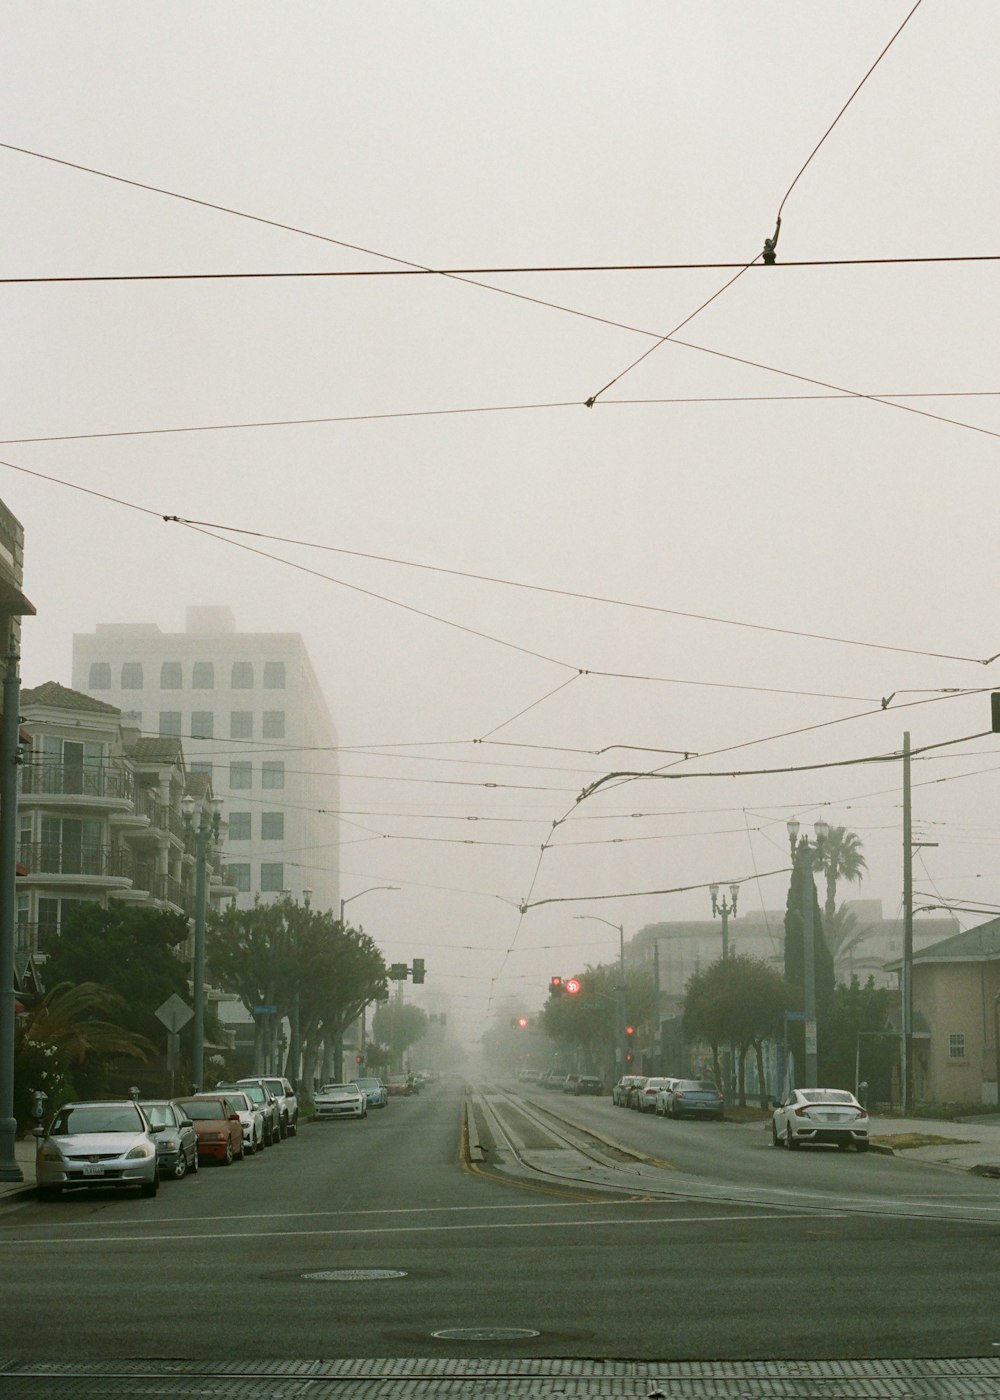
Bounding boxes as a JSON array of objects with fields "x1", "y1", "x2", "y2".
[{"x1": 4, "y1": 3, "x2": 999, "y2": 1044}]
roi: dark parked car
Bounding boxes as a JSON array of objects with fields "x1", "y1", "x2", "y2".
[
  {"x1": 665, "y1": 1079, "x2": 724, "y2": 1120},
  {"x1": 139, "y1": 1099, "x2": 199, "y2": 1179},
  {"x1": 574, "y1": 1076, "x2": 603, "y2": 1096}
]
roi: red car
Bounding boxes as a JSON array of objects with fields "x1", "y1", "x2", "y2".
[
  {"x1": 385, "y1": 1075, "x2": 412, "y2": 1097},
  {"x1": 175, "y1": 1095, "x2": 244, "y2": 1165}
]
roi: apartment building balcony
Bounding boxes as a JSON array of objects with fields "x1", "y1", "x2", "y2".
[
  {"x1": 19, "y1": 761, "x2": 135, "y2": 811},
  {"x1": 17, "y1": 840, "x2": 134, "y2": 889}
]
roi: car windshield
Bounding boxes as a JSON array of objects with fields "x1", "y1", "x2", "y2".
[
  {"x1": 176, "y1": 1100, "x2": 227, "y2": 1121},
  {"x1": 138, "y1": 1104, "x2": 174, "y2": 1128},
  {"x1": 49, "y1": 1106, "x2": 144, "y2": 1136},
  {"x1": 226, "y1": 1084, "x2": 265, "y2": 1105},
  {"x1": 356, "y1": 1079, "x2": 381, "y2": 1090},
  {"x1": 320, "y1": 1085, "x2": 355, "y2": 1094}
]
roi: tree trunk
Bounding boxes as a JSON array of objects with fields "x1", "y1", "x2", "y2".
[{"x1": 754, "y1": 1039, "x2": 769, "y2": 1109}]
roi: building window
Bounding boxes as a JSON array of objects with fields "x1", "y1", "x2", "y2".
[
  {"x1": 262, "y1": 710, "x2": 285, "y2": 739},
  {"x1": 228, "y1": 812, "x2": 251, "y2": 841},
  {"x1": 230, "y1": 711, "x2": 253, "y2": 739},
  {"x1": 261, "y1": 812, "x2": 284, "y2": 840},
  {"x1": 231, "y1": 662, "x2": 254, "y2": 689},
  {"x1": 229, "y1": 761, "x2": 252, "y2": 789},
  {"x1": 159, "y1": 711, "x2": 182, "y2": 737},
  {"x1": 192, "y1": 661, "x2": 214, "y2": 689},
  {"x1": 190, "y1": 710, "x2": 214, "y2": 740},
  {"x1": 261, "y1": 761, "x2": 284, "y2": 789},
  {"x1": 89, "y1": 662, "x2": 111, "y2": 689},
  {"x1": 189, "y1": 761, "x2": 213, "y2": 782},
  {"x1": 228, "y1": 862, "x2": 251, "y2": 893},
  {"x1": 260, "y1": 862, "x2": 284, "y2": 892},
  {"x1": 160, "y1": 662, "x2": 183, "y2": 689},
  {"x1": 263, "y1": 661, "x2": 286, "y2": 689},
  {"x1": 948, "y1": 1033, "x2": 966, "y2": 1060},
  {"x1": 121, "y1": 662, "x2": 143, "y2": 690}
]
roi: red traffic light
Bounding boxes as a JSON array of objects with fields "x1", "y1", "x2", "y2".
[
  {"x1": 564, "y1": 978, "x2": 581, "y2": 996},
  {"x1": 549, "y1": 976, "x2": 563, "y2": 996},
  {"x1": 517, "y1": 1016, "x2": 529, "y2": 1029}
]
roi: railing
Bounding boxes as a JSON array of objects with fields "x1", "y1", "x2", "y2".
[
  {"x1": 15, "y1": 922, "x2": 61, "y2": 958},
  {"x1": 155, "y1": 873, "x2": 192, "y2": 914},
  {"x1": 154, "y1": 804, "x2": 187, "y2": 841},
  {"x1": 19, "y1": 762, "x2": 135, "y2": 803},
  {"x1": 17, "y1": 841, "x2": 134, "y2": 880},
  {"x1": 133, "y1": 788, "x2": 160, "y2": 824}
]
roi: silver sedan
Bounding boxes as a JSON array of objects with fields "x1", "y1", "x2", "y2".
[
  {"x1": 313, "y1": 1082, "x2": 368, "y2": 1120},
  {"x1": 36, "y1": 1100, "x2": 162, "y2": 1199}
]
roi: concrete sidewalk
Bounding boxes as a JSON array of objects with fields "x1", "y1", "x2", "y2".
[
  {"x1": 0, "y1": 1137, "x2": 36, "y2": 1205},
  {"x1": 866, "y1": 1114, "x2": 1000, "y2": 1176}
]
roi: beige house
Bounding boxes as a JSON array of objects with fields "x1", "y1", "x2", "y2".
[{"x1": 890, "y1": 919, "x2": 1000, "y2": 1106}]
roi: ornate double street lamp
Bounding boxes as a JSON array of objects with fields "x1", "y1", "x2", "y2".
[
  {"x1": 787, "y1": 817, "x2": 829, "y2": 1087},
  {"x1": 709, "y1": 882, "x2": 739, "y2": 1097},
  {"x1": 573, "y1": 915, "x2": 627, "y2": 1075},
  {"x1": 182, "y1": 794, "x2": 222, "y2": 1093}
]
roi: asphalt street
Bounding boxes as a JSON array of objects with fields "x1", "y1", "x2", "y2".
[{"x1": 1, "y1": 1079, "x2": 998, "y2": 1368}]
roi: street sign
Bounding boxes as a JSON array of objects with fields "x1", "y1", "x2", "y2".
[
  {"x1": 805, "y1": 1020, "x2": 818, "y2": 1056},
  {"x1": 254, "y1": 1005, "x2": 277, "y2": 1015},
  {"x1": 155, "y1": 993, "x2": 193, "y2": 1034}
]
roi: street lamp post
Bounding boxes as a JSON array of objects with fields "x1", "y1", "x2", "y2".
[
  {"x1": 338, "y1": 885, "x2": 398, "y2": 1081},
  {"x1": 0, "y1": 642, "x2": 22, "y2": 1181},
  {"x1": 787, "y1": 818, "x2": 829, "y2": 1088},
  {"x1": 573, "y1": 915, "x2": 626, "y2": 1078},
  {"x1": 709, "y1": 882, "x2": 739, "y2": 1098},
  {"x1": 182, "y1": 794, "x2": 222, "y2": 1093}
]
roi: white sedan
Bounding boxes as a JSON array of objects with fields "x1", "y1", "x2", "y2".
[
  {"x1": 313, "y1": 1083, "x2": 368, "y2": 1120},
  {"x1": 771, "y1": 1087, "x2": 870, "y2": 1152}
]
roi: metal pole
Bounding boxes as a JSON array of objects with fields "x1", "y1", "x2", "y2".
[
  {"x1": 800, "y1": 841, "x2": 818, "y2": 1087},
  {"x1": 0, "y1": 637, "x2": 23, "y2": 1181},
  {"x1": 902, "y1": 730, "x2": 913, "y2": 1112},
  {"x1": 191, "y1": 819, "x2": 208, "y2": 1092},
  {"x1": 617, "y1": 923, "x2": 625, "y2": 1077}
]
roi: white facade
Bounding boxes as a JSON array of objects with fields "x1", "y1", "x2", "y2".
[{"x1": 72, "y1": 607, "x2": 340, "y2": 915}]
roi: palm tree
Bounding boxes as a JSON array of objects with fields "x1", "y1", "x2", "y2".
[
  {"x1": 816, "y1": 826, "x2": 867, "y2": 924},
  {"x1": 19, "y1": 981, "x2": 154, "y2": 1066},
  {"x1": 823, "y1": 903, "x2": 875, "y2": 983}
]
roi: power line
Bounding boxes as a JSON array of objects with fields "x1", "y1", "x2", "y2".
[
  {"x1": 4, "y1": 389, "x2": 998, "y2": 447},
  {"x1": 8, "y1": 251, "x2": 996, "y2": 284}
]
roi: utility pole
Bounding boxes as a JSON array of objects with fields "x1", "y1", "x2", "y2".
[
  {"x1": 0, "y1": 637, "x2": 22, "y2": 1181},
  {"x1": 902, "y1": 731, "x2": 912, "y2": 1112}
]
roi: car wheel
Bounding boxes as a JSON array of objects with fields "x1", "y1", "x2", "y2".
[
  {"x1": 770, "y1": 1122, "x2": 780, "y2": 1147},
  {"x1": 223, "y1": 1139, "x2": 233, "y2": 1166},
  {"x1": 191, "y1": 1146, "x2": 199, "y2": 1174},
  {"x1": 288, "y1": 1117, "x2": 298, "y2": 1137},
  {"x1": 236, "y1": 1134, "x2": 245, "y2": 1160},
  {"x1": 856, "y1": 1141, "x2": 870, "y2": 1153},
  {"x1": 279, "y1": 1116, "x2": 289, "y2": 1139},
  {"x1": 173, "y1": 1152, "x2": 188, "y2": 1180},
  {"x1": 141, "y1": 1169, "x2": 159, "y2": 1198},
  {"x1": 785, "y1": 1127, "x2": 800, "y2": 1151}
]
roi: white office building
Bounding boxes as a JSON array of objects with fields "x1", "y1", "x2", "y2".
[{"x1": 73, "y1": 607, "x2": 339, "y2": 914}]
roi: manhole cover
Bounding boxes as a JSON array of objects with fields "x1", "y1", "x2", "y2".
[
  {"x1": 302, "y1": 1269, "x2": 407, "y2": 1281},
  {"x1": 432, "y1": 1327, "x2": 541, "y2": 1341}
]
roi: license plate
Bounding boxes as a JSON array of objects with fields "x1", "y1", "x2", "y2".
[{"x1": 82, "y1": 1165, "x2": 105, "y2": 1176}]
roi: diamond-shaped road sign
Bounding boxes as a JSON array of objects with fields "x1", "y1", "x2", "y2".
[{"x1": 155, "y1": 993, "x2": 193, "y2": 1034}]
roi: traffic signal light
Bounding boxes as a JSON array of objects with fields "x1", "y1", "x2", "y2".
[
  {"x1": 992, "y1": 693, "x2": 1000, "y2": 733},
  {"x1": 549, "y1": 976, "x2": 563, "y2": 996},
  {"x1": 564, "y1": 977, "x2": 581, "y2": 996},
  {"x1": 389, "y1": 963, "x2": 407, "y2": 980},
  {"x1": 517, "y1": 1016, "x2": 529, "y2": 1029},
  {"x1": 625, "y1": 1024, "x2": 635, "y2": 1063},
  {"x1": 412, "y1": 958, "x2": 426, "y2": 984}
]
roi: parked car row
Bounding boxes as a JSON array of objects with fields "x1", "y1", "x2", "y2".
[
  {"x1": 35, "y1": 1075, "x2": 299, "y2": 1200},
  {"x1": 523, "y1": 1070, "x2": 604, "y2": 1095},
  {"x1": 613, "y1": 1074, "x2": 725, "y2": 1120},
  {"x1": 311, "y1": 1074, "x2": 418, "y2": 1119}
]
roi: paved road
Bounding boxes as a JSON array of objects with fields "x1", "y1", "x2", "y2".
[{"x1": 1, "y1": 1079, "x2": 998, "y2": 1384}]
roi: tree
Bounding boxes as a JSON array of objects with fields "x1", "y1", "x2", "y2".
[
  {"x1": 818, "y1": 975, "x2": 895, "y2": 1096},
  {"x1": 823, "y1": 902, "x2": 876, "y2": 984},
  {"x1": 682, "y1": 955, "x2": 796, "y2": 1106},
  {"x1": 207, "y1": 897, "x2": 388, "y2": 1085},
  {"x1": 371, "y1": 1002, "x2": 429, "y2": 1070},
  {"x1": 14, "y1": 982, "x2": 154, "y2": 1128},
  {"x1": 817, "y1": 826, "x2": 867, "y2": 924},
  {"x1": 784, "y1": 854, "x2": 835, "y2": 1081}
]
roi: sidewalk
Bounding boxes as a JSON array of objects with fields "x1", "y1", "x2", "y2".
[
  {"x1": 866, "y1": 1113, "x2": 1000, "y2": 1176},
  {"x1": 0, "y1": 1137, "x2": 36, "y2": 1205}
]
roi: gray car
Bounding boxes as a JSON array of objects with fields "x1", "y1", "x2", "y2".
[
  {"x1": 36, "y1": 1100, "x2": 162, "y2": 1200},
  {"x1": 219, "y1": 1079, "x2": 280, "y2": 1145},
  {"x1": 139, "y1": 1100, "x2": 200, "y2": 1179}
]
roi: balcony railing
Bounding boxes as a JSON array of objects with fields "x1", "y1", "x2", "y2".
[
  {"x1": 155, "y1": 873, "x2": 192, "y2": 914},
  {"x1": 18, "y1": 841, "x2": 133, "y2": 880},
  {"x1": 19, "y1": 762, "x2": 135, "y2": 803},
  {"x1": 15, "y1": 922, "x2": 58, "y2": 958},
  {"x1": 154, "y1": 804, "x2": 187, "y2": 841}
]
